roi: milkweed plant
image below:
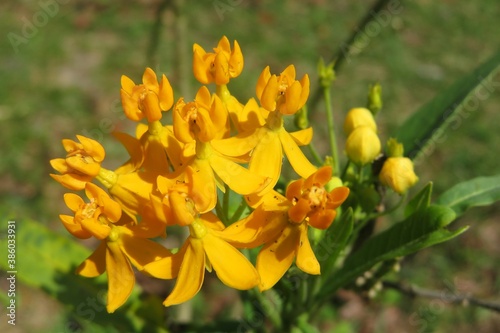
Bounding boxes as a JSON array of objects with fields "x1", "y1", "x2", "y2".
[{"x1": 49, "y1": 36, "x2": 500, "y2": 332}]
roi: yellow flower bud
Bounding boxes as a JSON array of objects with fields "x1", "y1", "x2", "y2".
[
  {"x1": 343, "y1": 107, "x2": 377, "y2": 136},
  {"x1": 379, "y1": 157, "x2": 419, "y2": 194},
  {"x1": 345, "y1": 126, "x2": 381, "y2": 165}
]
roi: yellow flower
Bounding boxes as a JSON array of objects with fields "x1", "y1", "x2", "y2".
[
  {"x1": 60, "y1": 183, "x2": 170, "y2": 313},
  {"x1": 193, "y1": 36, "x2": 244, "y2": 85},
  {"x1": 256, "y1": 65, "x2": 310, "y2": 115},
  {"x1": 50, "y1": 135, "x2": 105, "y2": 190},
  {"x1": 343, "y1": 107, "x2": 377, "y2": 136},
  {"x1": 379, "y1": 157, "x2": 419, "y2": 194},
  {"x1": 120, "y1": 67, "x2": 174, "y2": 122},
  {"x1": 222, "y1": 167, "x2": 350, "y2": 291},
  {"x1": 345, "y1": 125, "x2": 381, "y2": 165},
  {"x1": 172, "y1": 87, "x2": 270, "y2": 209},
  {"x1": 143, "y1": 213, "x2": 259, "y2": 306}
]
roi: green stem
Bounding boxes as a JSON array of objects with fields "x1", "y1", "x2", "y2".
[
  {"x1": 323, "y1": 86, "x2": 340, "y2": 176},
  {"x1": 307, "y1": 143, "x2": 323, "y2": 166},
  {"x1": 223, "y1": 183, "x2": 230, "y2": 220},
  {"x1": 230, "y1": 196, "x2": 248, "y2": 223},
  {"x1": 215, "y1": 197, "x2": 228, "y2": 225}
]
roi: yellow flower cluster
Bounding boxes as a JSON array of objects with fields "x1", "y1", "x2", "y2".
[{"x1": 50, "y1": 36, "x2": 349, "y2": 313}]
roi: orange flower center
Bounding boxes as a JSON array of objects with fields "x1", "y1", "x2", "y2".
[{"x1": 306, "y1": 185, "x2": 327, "y2": 210}]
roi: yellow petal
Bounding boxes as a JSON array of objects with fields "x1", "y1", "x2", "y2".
[
  {"x1": 159, "y1": 74, "x2": 174, "y2": 111},
  {"x1": 120, "y1": 89, "x2": 143, "y2": 121},
  {"x1": 81, "y1": 218, "x2": 111, "y2": 240},
  {"x1": 190, "y1": 159, "x2": 217, "y2": 213},
  {"x1": 298, "y1": 74, "x2": 310, "y2": 109},
  {"x1": 77, "y1": 135, "x2": 106, "y2": 162},
  {"x1": 260, "y1": 75, "x2": 278, "y2": 111},
  {"x1": 50, "y1": 158, "x2": 69, "y2": 174},
  {"x1": 279, "y1": 129, "x2": 317, "y2": 179},
  {"x1": 249, "y1": 130, "x2": 282, "y2": 193},
  {"x1": 63, "y1": 193, "x2": 84, "y2": 212},
  {"x1": 282, "y1": 64, "x2": 296, "y2": 81},
  {"x1": 65, "y1": 156, "x2": 100, "y2": 177},
  {"x1": 164, "y1": 239, "x2": 205, "y2": 306},
  {"x1": 76, "y1": 241, "x2": 106, "y2": 277},
  {"x1": 62, "y1": 138, "x2": 80, "y2": 153},
  {"x1": 282, "y1": 80, "x2": 302, "y2": 115},
  {"x1": 289, "y1": 127, "x2": 313, "y2": 146},
  {"x1": 112, "y1": 131, "x2": 143, "y2": 171},
  {"x1": 50, "y1": 173, "x2": 90, "y2": 190},
  {"x1": 121, "y1": 75, "x2": 136, "y2": 94},
  {"x1": 199, "y1": 212, "x2": 225, "y2": 231},
  {"x1": 210, "y1": 154, "x2": 269, "y2": 195},
  {"x1": 143, "y1": 91, "x2": 162, "y2": 122},
  {"x1": 229, "y1": 40, "x2": 244, "y2": 78},
  {"x1": 60, "y1": 214, "x2": 92, "y2": 239},
  {"x1": 256, "y1": 66, "x2": 271, "y2": 100},
  {"x1": 295, "y1": 223, "x2": 320, "y2": 275},
  {"x1": 120, "y1": 229, "x2": 171, "y2": 269},
  {"x1": 203, "y1": 232, "x2": 259, "y2": 289},
  {"x1": 210, "y1": 128, "x2": 261, "y2": 158},
  {"x1": 217, "y1": 207, "x2": 287, "y2": 248},
  {"x1": 257, "y1": 224, "x2": 300, "y2": 291},
  {"x1": 105, "y1": 242, "x2": 135, "y2": 313},
  {"x1": 142, "y1": 67, "x2": 159, "y2": 92},
  {"x1": 142, "y1": 245, "x2": 184, "y2": 280},
  {"x1": 193, "y1": 47, "x2": 210, "y2": 84},
  {"x1": 214, "y1": 51, "x2": 230, "y2": 85}
]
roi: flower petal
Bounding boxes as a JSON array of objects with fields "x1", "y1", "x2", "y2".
[
  {"x1": 164, "y1": 239, "x2": 205, "y2": 306},
  {"x1": 120, "y1": 229, "x2": 172, "y2": 269},
  {"x1": 295, "y1": 223, "x2": 320, "y2": 275},
  {"x1": 142, "y1": 246, "x2": 184, "y2": 280},
  {"x1": 63, "y1": 193, "x2": 84, "y2": 212},
  {"x1": 279, "y1": 129, "x2": 317, "y2": 179},
  {"x1": 203, "y1": 232, "x2": 259, "y2": 290},
  {"x1": 60, "y1": 214, "x2": 92, "y2": 239},
  {"x1": 75, "y1": 241, "x2": 106, "y2": 277},
  {"x1": 210, "y1": 154, "x2": 270, "y2": 195},
  {"x1": 289, "y1": 127, "x2": 313, "y2": 146},
  {"x1": 105, "y1": 242, "x2": 135, "y2": 313},
  {"x1": 256, "y1": 224, "x2": 300, "y2": 291},
  {"x1": 249, "y1": 130, "x2": 282, "y2": 193}
]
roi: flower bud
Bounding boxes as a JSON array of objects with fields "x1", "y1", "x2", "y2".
[
  {"x1": 367, "y1": 82, "x2": 382, "y2": 115},
  {"x1": 379, "y1": 157, "x2": 419, "y2": 194},
  {"x1": 345, "y1": 126, "x2": 381, "y2": 165},
  {"x1": 343, "y1": 107, "x2": 377, "y2": 136}
]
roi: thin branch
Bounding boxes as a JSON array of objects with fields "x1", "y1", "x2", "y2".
[
  {"x1": 383, "y1": 280, "x2": 500, "y2": 313},
  {"x1": 146, "y1": 0, "x2": 171, "y2": 66}
]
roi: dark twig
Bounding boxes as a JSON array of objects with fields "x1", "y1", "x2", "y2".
[
  {"x1": 146, "y1": 0, "x2": 171, "y2": 66},
  {"x1": 383, "y1": 280, "x2": 500, "y2": 313}
]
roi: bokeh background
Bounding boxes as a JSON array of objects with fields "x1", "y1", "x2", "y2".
[{"x1": 1, "y1": 0, "x2": 499, "y2": 332}]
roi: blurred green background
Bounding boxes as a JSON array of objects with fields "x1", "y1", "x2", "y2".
[{"x1": 1, "y1": 0, "x2": 499, "y2": 332}]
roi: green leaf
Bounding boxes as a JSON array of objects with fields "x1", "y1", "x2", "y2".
[
  {"x1": 404, "y1": 182, "x2": 433, "y2": 217},
  {"x1": 0, "y1": 219, "x2": 168, "y2": 333},
  {"x1": 436, "y1": 174, "x2": 500, "y2": 216},
  {"x1": 318, "y1": 205, "x2": 467, "y2": 298},
  {"x1": 316, "y1": 208, "x2": 353, "y2": 276},
  {"x1": 396, "y1": 51, "x2": 500, "y2": 159}
]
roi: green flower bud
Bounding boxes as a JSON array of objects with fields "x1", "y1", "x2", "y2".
[
  {"x1": 386, "y1": 138, "x2": 404, "y2": 157},
  {"x1": 317, "y1": 57, "x2": 336, "y2": 88},
  {"x1": 294, "y1": 105, "x2": 309, "y2": 130},
  {"x1": 345, "y1": 126, "x2": 381, "y2": 165},
  {"x1": 379, "y1": 157, "x2": 419, "y2": 194},
  {"x1": 367, "y1": 82, "x2": 382, "y2": 115},
  {"x1": 343, "y1": 107, "x2": 377, "y2": 136}
]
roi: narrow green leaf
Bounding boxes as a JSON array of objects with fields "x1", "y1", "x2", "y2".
[
  {"x1": 404, "y1": 182, "x2": 433, "y2": 217},
  {"x1": 319, "y1": 205, "x2": 465, "y2": 298},
  {"x1": 396, "y1": 51, "x2": 500, "y2": 159},
  {"x1": 0, "y1": 219, "x2": 168, "y2": 333},
  {"x1": 436, "y1": 174, "x2": 500, "y2": 215}
]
